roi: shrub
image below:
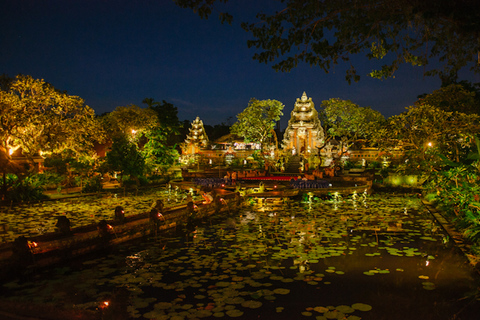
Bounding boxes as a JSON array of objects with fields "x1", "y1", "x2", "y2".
[
  {"x1": 121, "y1": 176, "x2": 138, "y2": 188},
  {"x1": 369, "y1": 161, "x2": 382, "y2": 169},
  {"x1": 30, "y1": 172, "x2": 64, "y2": 190},
  {"x1": 82, "y1": 176, "x2": 103, "y2": 193},
  {"x1": 343, "y1": 161, "x2": 355, "y2": 169},
  {"x1": 379, "y1": 168, "x2": 389, "y2": 179},
  {"x1": 4, "y1": 177, "x2": 48, "y2": 202}
]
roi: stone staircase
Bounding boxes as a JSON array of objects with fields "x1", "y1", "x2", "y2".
[{"x1": 285, "y1": 155, "x2": 302, "y2": 174}]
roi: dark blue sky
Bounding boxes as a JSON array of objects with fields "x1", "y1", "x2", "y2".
[{"x1": 2, "y1": 0, "x2": 479, "y2": 128}]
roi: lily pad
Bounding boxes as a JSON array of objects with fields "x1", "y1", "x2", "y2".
[
  {"x1": 225, "y1": 309, "x2": 244, "y2": 317},
  {"x1": 313, "y1": 306, "x2": 329, "y2": 313},
  {"x1": 241, "y1": 300, "x2": 263, "y2": 308},
  {"x1": 336, "y1": 305, "x2": 355, "y2": 313},
  {"x1": 351, "y1": 303, "x2": 372, "y2": 311},
  {"x1": 213, "y1": 312, "x2": 225, "y2": 317}
]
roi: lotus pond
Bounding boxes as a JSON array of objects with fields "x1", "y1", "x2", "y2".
[
  {"x1": 0, "y1": 186, "x2": 200, "y2": 243},
  {"x1": 1, "y1": 192, "x2": 480, "y2": 320}
]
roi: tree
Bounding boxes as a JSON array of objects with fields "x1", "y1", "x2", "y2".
[
  {"x1": 0, "y1": 74, "x2": 104, "y2": 197},
  {"x1": 416, "y1": 83, "x2": 480, "y2": 115},
  {"x1": 102, "y1": 104, "x2": 182, "y2": 177},
  {"x1": 142, "y1": 127, "x2": 180, "y2": 175},
  {"x1": 230, "y1": 98, "x2": 284, "y2": 150},
  {"x1": 143, "y1": 98, "x2": 181, "y2": 131},
  {"x1": 0, "y1": 75, "x2": 104, "y2": 161},
  {"x1": 142, "y1": 98, "x2": 182, "y2": 146},
  {"x1": 382, "y1": 104, "x2": 480, "y2": 173},
  {"x1": 175, "y1": 0, "x2": 480, "y2": 82},
  {"x1": 100, "y1": 104, "x2": 158, "y2": 141},
  {"x1": 320, "y1": 98, "x2": 385, "y2": 152},
  {"x1": 106, "y1": 135, "x2": 146, "y2": 185}
]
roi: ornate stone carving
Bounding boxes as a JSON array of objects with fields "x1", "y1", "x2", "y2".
[{"x1": 281, "y1": 92, "x2": 324, "y2": 154}]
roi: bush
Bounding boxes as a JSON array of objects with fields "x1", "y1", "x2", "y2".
[
  {"x1": 343, "y1": 161, "x2": 355, "y2": 169},
  {"x1": 121, "y1": 176, "x2": 138, "y2": 188},
  {"x1": 229, "y1": 158, "x2": 241, "y2": 168},
  {"x1": 4, "y1": 176, "x2": 48, "y2": 202},
  {"x1": 30, "y1": 172, "x2": 64, "y2": 190},
  {"x1": 368, "y1": 161, "x2": 382, "y2": 169},
  {"x1": 379, "y1": 168, "x2": 390, "y2": 179},
  {"x1": 82, "y1": 176, "x2": 103, "y2": 193},
  {"x1": 426, "y1": 167, "x2": 480, "y2": 244}
]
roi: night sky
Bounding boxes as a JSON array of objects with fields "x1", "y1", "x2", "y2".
[{"x1": 2, "y1": 0, "x2": 479, "y2": 129}]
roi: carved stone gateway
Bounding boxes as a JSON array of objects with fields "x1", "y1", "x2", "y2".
[{"x1": 282, "y1": 92, "x2": 324, "y2": 155}]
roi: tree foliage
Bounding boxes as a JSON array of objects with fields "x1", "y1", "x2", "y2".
[
  {"x1": 100, "y1": 104, "x2": 158, "y2": 141},
  {"x1": 416, "y1": 83, "x2": 480, "y2": 115},
  {"x1": 0, "y1": 74, "x2": 104, "y2": 161},
  {"x1": 143, "y1": 98, "x2": 182, "y2": 146},
  {"x1": 106, "y1": 135, "x2": 146, "y2": 183},
  {"x1": 320, "y1": 98, "x2": 385, "y2": 150},
  {"x1": 142, "y1": 128, "x2": 180, "y2": 174},
  {"x1": 143, "y1": 98, "x2": 181, "y2": 131},
  {"x1": 382, "y1": 104, "x2": 480, "y2": 172},
  {"x1": 175, "y1": 0, "x2": 480, "y2": 82},
  {"x1": 230, "y1": 98, "x2": 284, "y2": 149}
]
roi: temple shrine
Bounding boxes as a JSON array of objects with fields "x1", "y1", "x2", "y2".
[
  {"x1": 282, "y1": 92, "x2": 325, "y2": 155},
  {"x1": 182, "y1": 116, "x2": 209, "y2": 155}
]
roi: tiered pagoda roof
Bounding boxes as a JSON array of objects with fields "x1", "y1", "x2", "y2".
[{"x1": 185, "y1": 116, "x2": 208, "y2": 148}]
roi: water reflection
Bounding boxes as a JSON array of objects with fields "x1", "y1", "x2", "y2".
[{"x1": 1, "y1": 193, "x2": 479, "y2": 320}]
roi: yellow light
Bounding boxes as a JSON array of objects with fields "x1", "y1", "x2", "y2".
[
  {"x1": 8, "y1": 149, "x2": 13, "y2": 155},
  {"x1": 131, "y1": 129, "x2": 137, "y2": 134}
]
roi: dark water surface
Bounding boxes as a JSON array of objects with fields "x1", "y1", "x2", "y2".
[{"x1": 1, "y1": 193, "x2": 479, "y2": 320}]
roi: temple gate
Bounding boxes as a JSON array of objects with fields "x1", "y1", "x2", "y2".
[{"x1": 282, "y1": 92, "x2": 325, "y2": 155}]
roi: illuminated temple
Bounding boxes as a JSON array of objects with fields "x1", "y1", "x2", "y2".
[
  {"x1": 182, "y1": 116, "x2": 208, "y2": 155},
  {"x1": 282, "y1": 92, "x2": 325, "y2": 155},
  {"x1": 180, "y1": 92, "x2": 402, "y2": 166}
]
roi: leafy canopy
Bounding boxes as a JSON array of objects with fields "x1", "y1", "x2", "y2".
[
  {"x1": 143, "y1": 98, "x2": 182, "y2": 146},
  {"x1": 143, "y1": 98, "x2": 181, "y2": 132},
  {"x1": 320, "y1": 98, "x2": 385, "y2": 148},
  {"x1": 175, "y1": 0, "x2": 480, "y2": 82},
  {"x1": 416, "y1": 83, "x2": 480, "y2": 115},
  {"x1": 106, "y1": 135, "x2": 146, "y2": 181},
  {"x1": 102, "y1": 102, "x2": 181, "y2": 176},
  {"x1": 230, "y1": 98, "x2": 284, "y2": 148},
  {"x1": 0, "y1": 74, "x2": 104, "y2": 160},
  {"x1": 382, "y1": 104, "x2": 480, "y2": 172},
  {"x1": 142, "y1": 128, "x2": 180, "y2": 174},
  {"x1": 100, "y1": 104, "x2": 158, "y2": 141}
]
